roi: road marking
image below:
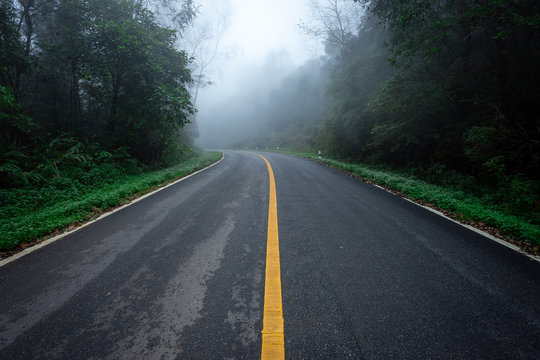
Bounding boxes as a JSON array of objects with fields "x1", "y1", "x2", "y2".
[
  {"x1": 400, "y1": 197, "x2": 540, "y2": 263},
  {"x1": 256, "y1": 154, "x2": 285, "y2": 360},
  {"x1": 0, "y1": 154, "x2": 225, "y2": 268},
  {"x1": 372, "y1": 183, "x2": 539, "y2": 262},
  {"x1": 301, "y1": 154, "x2": 539, "y2": 263}
]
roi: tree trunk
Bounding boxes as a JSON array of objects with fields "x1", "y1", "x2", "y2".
[
  {"x1": 110, "y1": 80, "x2": 119, "y2": 135},
  {"x1": 70, "y1": 60, "x2": 81, "y2": 132},
  {"x1": 14, "y1": 0, "x2": 35, "y2": 102}
]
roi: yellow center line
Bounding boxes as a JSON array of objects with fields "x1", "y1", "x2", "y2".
[{"x1": 256, "y1": 153, "x2": 285, "y2": 360}]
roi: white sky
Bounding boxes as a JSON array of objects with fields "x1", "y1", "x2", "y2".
[
  {"x1": 194, "y1": 0, "x2": 315, "y2": 145},
  {"x1": 223, "y1": 0, "x2": 311, "y2": 64}
]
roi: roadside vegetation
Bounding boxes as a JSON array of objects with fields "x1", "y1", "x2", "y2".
[
  {"x1": 213, "y1": 1, "x2": 539, "y2": 254},
  {"x1": 0, "y1": 0, "x2": 217, "y2": 254},
  {"x1": 0, "y1": 150, "x2": 221, "y2": 252},
  {"x1": 286, "y1": 151, "x2": 540, "y2": 254}
]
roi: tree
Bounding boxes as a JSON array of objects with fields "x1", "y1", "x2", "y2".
[
  {"x1": 0, "y1": 0, "x2": 26, "y2": 93},
  {"x1": 86, "y1": 0, "x2": 193, "y2": 161},
  {"x1": 319, "y1": 13, "x2": 394, "y2": 158},
  {"x1": 177, "y1": 0, "x2": 234, "y2": 144},
  {"x1": 1, "y1": 0, "x2": 196, "y2": 166},
  {"x1": 319, "y1": 0, "x2": 537, "y2": 179},
  {"x1": 299, "y1": 0, "x2": 364, "y2": 57},
  {"x1": 135, "y1": 0, "x2": 197, "y2": 33}
]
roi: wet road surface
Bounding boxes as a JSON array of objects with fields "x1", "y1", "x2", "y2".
[{"x1": 1, "y1": 151, "x2": 539, "y2": 359}]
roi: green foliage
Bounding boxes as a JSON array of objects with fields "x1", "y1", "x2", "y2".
[
  {"x1": 0, "y1": 151, "x2": 221, "y2": 251},
  {"x1": 0, "y1": 85, "x2": 35, "y2": 132},
  {"x1": 0, "y1": 0, "x2": 195, "y2": 170},
  {"x1": 0, "y1": 0, "x2": 27, "y2": 88},
  {"x1": 352, "y1": 0, "x2": 540, "y2": 177},
  {"x1": 303, "y1": 0, "x2": 540, "y2": 226},
  {"x1": 463, "y1": 127, "x2": 498, "y2": 164},
  {"x1": 0, "y1": 0, "x2": 206, "y2": 251}
]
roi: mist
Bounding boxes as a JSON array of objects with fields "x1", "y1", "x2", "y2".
[
  {"x1": 197, "y1": 50, "x2": 307, "y2": 149},
  {"x1": 191, "y1": 0, "x2": 318, "y2": 149}
]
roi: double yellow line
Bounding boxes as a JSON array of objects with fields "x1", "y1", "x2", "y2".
[{"x1": 256, "y1": 154, "x2": 285, "y2": 360}]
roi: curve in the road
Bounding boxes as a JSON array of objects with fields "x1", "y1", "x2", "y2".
[{"x1": 1, "y1": 151, "x2": 538, "y2": 359}]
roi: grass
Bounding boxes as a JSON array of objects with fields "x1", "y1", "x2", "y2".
[
  {"x1": 283, "y1": 150, "x2": 540, "y2": 253},
  {"x1": 0, "y1": 151, "x2": 222, "y2": 252}
]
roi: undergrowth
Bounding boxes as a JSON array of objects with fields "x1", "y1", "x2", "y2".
[{"x1": 0, "y1": 151, "x2": 222, "y2": 251}]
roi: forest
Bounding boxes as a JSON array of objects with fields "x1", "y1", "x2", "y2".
[
  {"x1": 1, "y1": 0, "x2": 198, "y2": 185},
  {"x1": 1, "y1": 0, "x2": 540, "y2": 249},
  {"x1": 202, "y1": 0, "x2": 539, "y2": 235},
  {"x1": 237, "y1": 0, "x2": 540, "y2": 179},
  {"x1": 0, "y1": 0, "x2": 226, "y2": 250}
]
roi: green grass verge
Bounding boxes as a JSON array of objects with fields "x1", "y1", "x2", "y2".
[
  {"x1": 0, "y1": 151, "x2": 222, "y2": 251},
  {"x1": 285, "y1": 151, "x2": 540, "y2": 250}
]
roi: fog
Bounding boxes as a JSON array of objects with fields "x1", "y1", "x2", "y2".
[{"x1": 193, "y1": 0, "x2": 317, "y2": 149}]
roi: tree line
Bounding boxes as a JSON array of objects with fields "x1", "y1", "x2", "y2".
[
  {"x1": 1, "y1": 0, "x2": 197, "y2": 187},
  {"x1": 338, "y1": 0, "x2": 540, "y2": 180},
  {"x1": 248, "y1": 0, "x2": 539, "y2": 214}
]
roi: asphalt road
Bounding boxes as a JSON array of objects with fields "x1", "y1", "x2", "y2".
[{"x1": 0, "y1": 151, "x2": 539, "y2": 359}]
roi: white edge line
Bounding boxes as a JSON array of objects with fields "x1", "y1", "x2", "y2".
[
  {"x1": 290, "y1": 154, "x2": 539, "y2": 263},
  {"x1": 0, "y1": 154, "x2": 225, "y2": 268},
  {"x1": 371, "y1": 184, "x2": 540, "y2": 263}
]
